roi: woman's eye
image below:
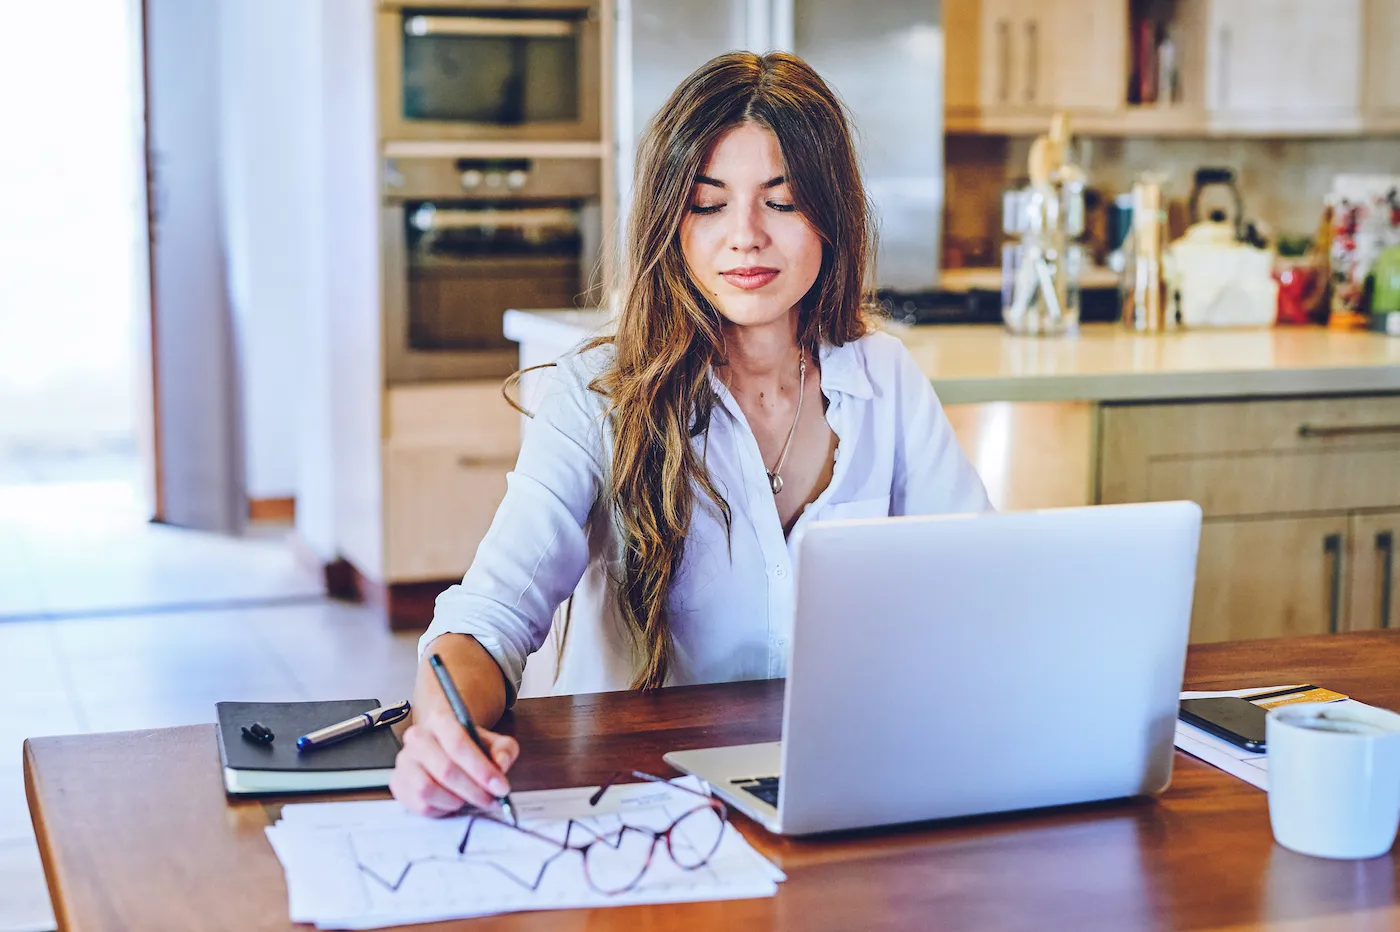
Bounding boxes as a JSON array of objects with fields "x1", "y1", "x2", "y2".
[
  {"x1": 688, "y1": 204, "x2": 723, "y2": 215},
  {"x1": 767, "y1": 202, "x2": 796, "y2": 213}
]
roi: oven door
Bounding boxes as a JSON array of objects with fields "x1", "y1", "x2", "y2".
[
  {"x1": 377, "y1": 1, "x2": 602, "y2": 143},
  {"x1": 383, "y1": 201, "x2": 585, "y2": 383}
]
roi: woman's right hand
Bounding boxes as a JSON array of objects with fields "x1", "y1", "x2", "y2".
[{"x1": 389, "y1": 707, "x2": 520, "y2": 817}]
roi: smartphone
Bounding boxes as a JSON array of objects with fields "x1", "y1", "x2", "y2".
[{"x1": 1179, "y1": 697, "x2": 1268, "y2": 752}]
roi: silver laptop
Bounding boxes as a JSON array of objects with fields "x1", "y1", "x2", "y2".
[{"x1": 665, "y1": 501, "x2": 1202, "y2": 836}]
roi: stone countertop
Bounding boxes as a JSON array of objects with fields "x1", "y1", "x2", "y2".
[{"x1": 502, "y1": 309, "x2": 1400, "y2": 405}]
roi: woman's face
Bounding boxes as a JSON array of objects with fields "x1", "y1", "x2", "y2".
[{"x1": 679, "y1": 123, "x2": 823, "y2": 331}]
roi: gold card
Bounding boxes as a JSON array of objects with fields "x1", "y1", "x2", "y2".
[{"x1": 1251, "y1": 687, "x2": 1348, "y2": 710}]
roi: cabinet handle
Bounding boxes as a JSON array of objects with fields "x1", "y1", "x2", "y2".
[
  {"x1": 1379, "y1": 531, "x2": 1395, "y2": 630},
  {"x1": 996, "y1": 19, "x2": 1011, "y2": 103},
  {"x1": 456, "y1": 454, "x2": 516, "y2": 468},
  {"x1": 1298, "y1": 422, "x2": 1400, "y2": 439},
  {"x1": 1217, "y1": 24, "x2": 1232, "y2": 109},
  {"x1": 404, "y1": 15, "x2": 576, "y2": 38},
  {"x1": 1025, "y1": 19, "x2": 1038, "y2": 104},
  {"x1": 1324, "y1": 533, "x2": 1344, "y2": 634}
]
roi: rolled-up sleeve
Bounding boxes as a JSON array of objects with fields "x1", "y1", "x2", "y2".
[
  {"x1": 889, "y1": 343, "x2": 994, "y2": 517},
  {"x1": 418, "y1": 356, "x2": 607, "y2": 705}
]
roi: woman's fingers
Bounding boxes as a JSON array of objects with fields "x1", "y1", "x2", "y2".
[
  {"x1": 431, "y1": 718, "x2": 514, "y2": 797},
  {"x1": 389, "y1": 756, "x2": 467, "y2": 817},
  {"x1": 480, "y1": 729, "x2": 520, "y2": 774},
  {"x1": 389, "y1": 707, "x2": 525, "y2": 818},
  {"x1": 394, "y1": 724, "x2": 497, "y2": 812},
  {"x1": 413, "y1": 724, "x2": 500, "y2": 808}
]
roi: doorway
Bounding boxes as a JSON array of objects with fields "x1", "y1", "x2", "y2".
[
  {"x1": 0, "y1": 0, "x2": 158, "y2": 631},
  {"x1": 0, "y1": 0, "x2": 325, "y2": 624},
  {"x1": 0, "y1": 0, "x2": 149, "y2": 503}
]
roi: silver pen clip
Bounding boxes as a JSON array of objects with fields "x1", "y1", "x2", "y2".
[{"x1": 366, "y1": 700, "x2": 412, "y2": 728}]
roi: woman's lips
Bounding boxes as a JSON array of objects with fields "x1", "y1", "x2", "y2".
[{"x1": 720, "y1": 267, "x2": 780, "y2": 290}]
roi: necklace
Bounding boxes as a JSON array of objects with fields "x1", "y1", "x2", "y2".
[{"x1": 766, "y1": 354, "x2": 806, "y2": 495}]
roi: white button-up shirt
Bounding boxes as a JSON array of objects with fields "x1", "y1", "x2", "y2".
[{"x1": 420, "y1": 331, "x2": 992, "y2": 702}]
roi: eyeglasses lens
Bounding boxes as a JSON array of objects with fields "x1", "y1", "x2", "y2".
[
  {"x1": 582, "y1": 828, "x2": 657, "y2": 894},
  {"x1": 666, "y1": 805, "x2": 725, "y2": 869}
]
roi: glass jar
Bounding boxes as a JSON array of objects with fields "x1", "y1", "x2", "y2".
[{"x1": 1001, "y1": 184, "x2": 1081, "y2": 336}]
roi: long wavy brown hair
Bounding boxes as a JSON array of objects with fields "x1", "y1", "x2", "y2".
[{"x1": 512, "y1": 51, "x2": 876, "y2": 689}]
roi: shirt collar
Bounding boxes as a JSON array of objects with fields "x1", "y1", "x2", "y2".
[
  {"x1": 705, "y1": 340, "x2": 873, "y2": 421},
  {"x1": 706, "y1": 368, "x2": 742, "y2": 425},
  {"x1": 817, "y1": 340, "x2": 873, "y2": 400}
]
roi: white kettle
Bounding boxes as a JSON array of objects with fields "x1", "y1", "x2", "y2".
[{"x1": 1163, "y1": 221, "x2": 1277, "y2": 327}]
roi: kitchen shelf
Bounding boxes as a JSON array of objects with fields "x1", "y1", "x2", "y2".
[{"x1": 946, "y1": 0, "x2": 1400, "y2": 138}]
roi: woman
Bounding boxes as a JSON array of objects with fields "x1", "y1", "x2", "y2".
[{"x1": 391, "y1": 51, "x2": 991, "y2": 816}]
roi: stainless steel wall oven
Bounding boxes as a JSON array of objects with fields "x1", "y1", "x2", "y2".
[
  {"x1": 377, "y1": 0, "x2": 603, "y2": 143},
  {"x1": 382, "y1": 156, "x2": 602, "y2": 382}
]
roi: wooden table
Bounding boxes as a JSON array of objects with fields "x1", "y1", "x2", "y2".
[{"x1": 25, "y1": 631, "x2": 1400, "y2": 931}]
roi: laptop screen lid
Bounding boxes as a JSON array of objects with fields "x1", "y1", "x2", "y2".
[{"x1": 774, "y1": 501, "x2": 1201, "y2": 836}]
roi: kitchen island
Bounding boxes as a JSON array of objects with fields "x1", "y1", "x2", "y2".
[
  {"x1": 504, "y1": 309, "x2": 1400, "y2": 644},
  {"x1": 504, "y1": 308, "x2": 1400, "y2": 404}
]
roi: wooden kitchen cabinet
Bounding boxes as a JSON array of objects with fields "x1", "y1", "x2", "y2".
[
  {"x1": 1099, "y1": 395, "x2": 1400, "y2": 516},
  {"x1": 383, "y1": 447, "x2": 513, "y2": 581},
  {"x1": 1043, "y1": 0, "x2": 1128, "y2": 116},
  {"x1": 1199, "y1": 0, "x2": 1288, "y2": 116},
  {"x1": 1363, "y1": 0, "x2": 1400, "y2": 131},
  {"x1": 1192, "y1": 515, "x2": 1350, "y2": 643},
  {"x1": 947, "y1": 0, "x2": 1394, "y2": 136},
  {"x1": 947, "y1": 0, "x2": 1142, "y2": 133},
  {"x1": 382, "y1": 382, "x2": 521, "y2": 582},
  {"x1": 946, "y1": 0, "x2": 1060, "y2": 132},
  {"x1": 1348, "y1": 510, "x2": 1399, "y2": 632},
  {"x1": 1200, "y1": 0, "x2": 1364, "y2": 134},
  {"x1": 1098, "y1": 393, "x2": 1400, "y2": 642}
]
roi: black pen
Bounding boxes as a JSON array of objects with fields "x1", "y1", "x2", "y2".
[{"x1": 428, "y1": 653, "x2": 517, "y2": 824}]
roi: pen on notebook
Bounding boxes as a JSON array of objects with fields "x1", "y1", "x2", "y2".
[
  {"x1": 296, "y1": 700, "x2": 412, "y2": 751},
  {"x1": 429, "y1": 653, "x2": 517, "y2": 824}
]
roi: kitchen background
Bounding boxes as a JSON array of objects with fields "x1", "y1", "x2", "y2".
[
  {"x1": 946, "y1": 135, "x2": 1400, "y2": 266},
  {"x1": 6, "y1": 0, "x2": 1400, "y2": 618},
  {"x1": 221, "y1": 0, "x2": 1400, "y2": 626}
]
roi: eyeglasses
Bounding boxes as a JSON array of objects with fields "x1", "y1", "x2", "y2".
[{"x1": 455, "y1": 770, "x2": 729, "y2": 895}]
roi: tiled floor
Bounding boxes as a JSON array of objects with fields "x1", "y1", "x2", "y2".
[
  {"x1": 0, "y1": 480, "x2": 422, "y2": 932},
  {"x1": 0, "y1": 479, "x2": 325, "y2": 621}
]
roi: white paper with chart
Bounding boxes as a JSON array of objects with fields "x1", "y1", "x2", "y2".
[{"x1": 265, "y1": 777, "x2": 784, "y2": 929}]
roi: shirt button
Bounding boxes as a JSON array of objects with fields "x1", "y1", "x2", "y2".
[
  {"x1": 774, "y1": 566, "x2": 788, "y2": 578},
  {"x1": 776, "y1": 637, "x2": 788, "y2": 648}
]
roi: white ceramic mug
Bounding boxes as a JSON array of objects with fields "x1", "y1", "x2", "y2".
[{"x1": 1266, "y1": 702, "x2": 1400, "y2": 860}]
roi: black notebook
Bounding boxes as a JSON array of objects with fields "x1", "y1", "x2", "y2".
[{"x1": 214, "y1": 699, "x2": 401, "y2": 795}]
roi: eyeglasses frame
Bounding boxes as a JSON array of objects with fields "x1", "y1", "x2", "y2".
[{"x1": 454, "y1": 769, "x2": 730, "y2": 895}]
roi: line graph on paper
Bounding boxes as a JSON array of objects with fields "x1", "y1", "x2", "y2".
[
  {"x1": 266, "y1": 781, "x2": 782, "y2": 927},
  {"x1": 344, "y1": 802, "x2": 729, "y2": 915}
]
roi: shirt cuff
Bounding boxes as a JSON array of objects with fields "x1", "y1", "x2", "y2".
[{"x1": 418, "y1": 625, "x2": 522, "y2": 710}]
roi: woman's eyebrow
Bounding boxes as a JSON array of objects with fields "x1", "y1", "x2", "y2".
[{"x1": 692, "y1": 175, "x2": 786, "y2": 189}]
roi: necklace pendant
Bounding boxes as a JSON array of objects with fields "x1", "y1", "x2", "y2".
[{"x1": 768, "y1": 471, "x2": 784, "y2": 495}]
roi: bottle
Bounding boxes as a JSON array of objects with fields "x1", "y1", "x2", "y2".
[
  {"x1": 1157, "y1": 34, "x2": 1179, "y2": 106},
  {"x1": 1369, "y1": 243, "x2": 1400, "y2": 336},
  {"x1": 1122, "y1": 177, "x2": 1173, "y2": 332}
]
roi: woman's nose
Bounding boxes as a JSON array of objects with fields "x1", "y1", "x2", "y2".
[{"x1": 726, "y1": 201, "x2": 768, "y2": 251}]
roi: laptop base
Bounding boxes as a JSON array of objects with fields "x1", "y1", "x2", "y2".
[{"x1": 664, "y1": 741, "x2": 783, "y2": 833}]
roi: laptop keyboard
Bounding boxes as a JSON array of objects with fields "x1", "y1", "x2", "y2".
[{"x1": 732, "y1": 775, "x2": 780, "y2": 806}]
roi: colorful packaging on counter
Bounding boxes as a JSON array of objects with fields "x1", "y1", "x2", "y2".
[{"x1": 1328, "y1": 175, "x2": 1400, "y2": 322}]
